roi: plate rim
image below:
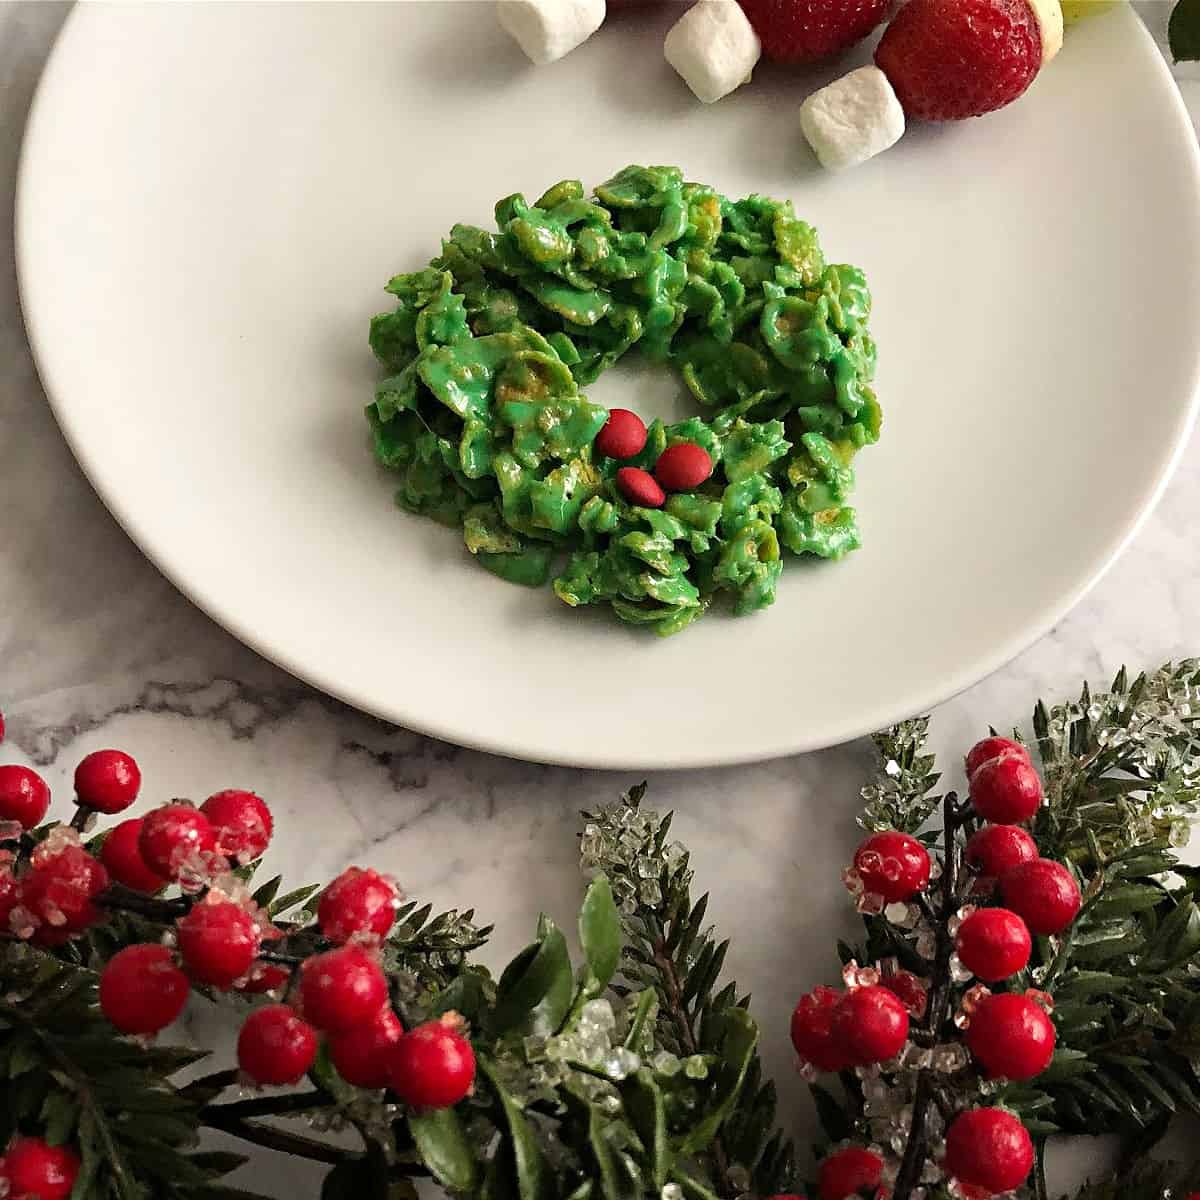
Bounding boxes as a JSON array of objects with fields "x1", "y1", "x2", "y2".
[{"x1": 15, "y1": 4, "x2": 1200, "y2": 770}]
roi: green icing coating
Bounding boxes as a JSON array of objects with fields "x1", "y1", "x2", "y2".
[{"x1": 366, "y1": 166, "x2": 881, "y2": 635}]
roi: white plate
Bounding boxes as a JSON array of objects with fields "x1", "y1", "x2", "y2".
[{"x1": 17, "y1": 3, "x2": 1200, "y2": 769}]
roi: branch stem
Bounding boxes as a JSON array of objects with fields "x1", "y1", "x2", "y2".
[{"x1": 893, "y1": 792, "x2": 963, "y2": 1200}]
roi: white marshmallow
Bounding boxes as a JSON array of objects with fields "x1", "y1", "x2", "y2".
[
  {"x1": 664, "y1": 0, "x2": 762, "y2": 105},
  {"x1": 1027, "y1": 0, "x2": 1064, "y2": 64},
  {"x1": 799, "y1": 66, "x2": 906, "y2": 172},
  {"x1": 497, "y1": 0, "x2": 606, "y2": 66}
]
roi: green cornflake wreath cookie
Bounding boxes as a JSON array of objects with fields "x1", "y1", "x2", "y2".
[{"x1": 366, "y1": 165, "x2": 881, "y2": 636}]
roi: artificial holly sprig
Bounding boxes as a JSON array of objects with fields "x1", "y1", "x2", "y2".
[
  {"x1": 0, "y1": 740, "x2": 785, "y2": 1200},
  {"x1": 800, "y1": 662, "x2": 1200, "y2": 1200}
]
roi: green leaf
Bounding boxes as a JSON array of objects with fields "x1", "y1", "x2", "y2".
[
  {"x1": 431, "y1": 969, "x2": 490, "y2": 1022},
  {"x1": 623, "y1": 1070, "x2": 669, "y2": 1190},
  {"x1": 480, "y1": 1058, "x2": 547, "y2": 1200},
  {"x1": 579, "y1": 875, "x2": 621, "y2": 993},
  {"x1": 250, "y1": 875, "x2": 283, "y2": 909},
  {"x1": 622, "y1": 990, "x2": 658, "y2": 1050},
  {"x1": 1142, "y1": 900, "x2": 1200, "y2": 968},
  {"x1": 39, "y1": 1091, "x2": 78, "y2": 1147},
  {"x1": 587, "y1": 1104, "x2": 622, "y2": 1200},
  {"x1": 675, "y1": 1007, "x2": 758, "y2": 1154},
  {"x1": 493, "y1": 918, "x2": 573, "y2": 1036},
  {"x1": 1090, "y1": 883, "x2": 1165, "y2": 916},
  {"x1": 270, "y1": 884, "x2": 321, "y2": 918},
  {"x1": 1171, "y1": 0, "x2": 1200, "y2": 61},
  {"x1": 1039, "y1": 1049, "x2": 1094, "y2": 1083},
  {"x1": 809, "y1": 1082, "x2": 852, "y2": 1143},
  {"x1": 409, "y1": 1107, "x2": 479, "y2": 1192}
]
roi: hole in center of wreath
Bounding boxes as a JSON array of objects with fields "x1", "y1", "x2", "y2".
[{"x1": 585, "y1": 357, "x2": 697, "y2": 430}]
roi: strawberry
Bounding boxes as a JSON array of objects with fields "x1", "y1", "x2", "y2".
[
  {"x1": 738, "y1": 0, "x2": 891, "y2": 65},
  {"x1": 875, "y1": 0, "x2": 1043, "y2": 122}
]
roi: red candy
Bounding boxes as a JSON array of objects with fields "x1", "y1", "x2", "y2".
[
  {"x1": 594, "y1": 409, "x2": 647, "y2": 460},
  {"x1": 654, "y1": 443, "x2": 713, "y2": 492},
  {"x1": 832, "y1": 985, "x2": 910, "y2": 1065},
  {"x1": 388, "y1": 1019, "x2": 476, "y2": 1109},
  {"x1": 944, "y1": 1108, "x2": 1034, "y2": 1194},
  {"x1": 1000, "y1": 859, "x2": 1081, "y2": 935},
  {"x1": 965, "y1": 825, "x2": 1039, "y2": 881},
  {"x1": 73, "y1": 749, "x2": 141, "y2": 814},
  {"x1": 100, "y1": 944, "x2": 190, "y2": 1034},
  {"x1": 955, "y1": 908, "x2": 1032, "y2": 982},
  {"x1": 238, "y1": 1004, "x2": 319, "y2": 1086},
  {"x1": 101, "y1": 818, "x2": 169, "y2": 895},
  {"x1": 616, "y1": 467, "x2": 665, "y2": 509},
  {"x1": 0, "y1": 765, "x2": 51, "y2": 830}
]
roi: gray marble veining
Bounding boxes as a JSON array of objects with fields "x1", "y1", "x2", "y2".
[{"x1": 1, "y1": 4, "x2": 1198, "y2": 1192}]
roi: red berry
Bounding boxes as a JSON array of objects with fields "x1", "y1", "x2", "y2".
[
  {"x1": 21, "y1": 843, "x2": 109, "y2": 940},
  {"x1": 965, "y1": 736, "x2": 1030, "y2": 780},
  {"x1": 739, "y1": 0, "x2": 890, "y2": 64},
  {"x1": 319, "y1": 867, "x2": 399, "y2": 944},
  {"x1": 73, "y1": 749, "x2": 141, "y2": 814},
  {"x1": 966, "y1": 993, "x2": 1055, "y2": 1080},
  {"x1": 0, "y1": 858, "x2": 19, "y2": 933},
  {"x1": 139, "y1": 803, "x2": 220, "y2": 880},
  {"x1": 300, "y1": 946, "x2": 389, "y2": 1033},
  {"x1": 879, "y1": 969, "x2": 928, "y2": 1018},
  {"x1": 818, "y1": 1147, "x2": 883, "y2": 1200},
  {"x1": 654, "y1": 443, "x2": 713, "y2": 492},
  {"x1": 944, "y1": 1108, "x2": 1034, "y2": 1194},
  {"x1": 177, "y1": 900, "x2": 262, "y2": 988},
  {"x1": 100, "y1": 818, "x2": 168, "y2": 895},
  {"x1": 200, "y1": 789, "x2": 273, "y2": 863},
  {"x1": 594, "y1": 409, "x2": 648, "y2": 460},
  {"x1": 238, "y1": 1004, "x2": 318, "y2": 1086},
  {"x1": 100, "y1": 944, "x2": 190, "y2": 1034},
  {"x1": 956, "y1": 908, "x2": 1032, "y2": 982},
  {"x1": 790, "y1": 986, "x2": 850, "y2": 1072},
  {"x1": 832, "y1": 985, "x2": 910, "y2": 1065},
  {"x1": 0, "y1": 765, "x2": 50, "y2": 830},
  {"x1": 616, "y1": 466, "x2": 665, "y2": 509},
  {"x1": 0, "y1": 709, "x2": 5, "y2": 743},
  {"x1": 966, "y1": 824, "x2": 1039, "y2": 881},
  {"x1": 235, "y1": 962, "x2": 292, "y2": 995},
  {"x1": 853, "y1": 831, "x2": 931, "y2": 902},
  {"x1": 969, "y1": 755, "x2": 1043, "y2": 824},
  {"x1": 330, "y1": 1007, "x2": 405, "y2": 1089},
  {"x1": 1000, "y1": 859, "x2": 1082, "y2": 935},
  {"x1": 876, "y1": 0, "x2": 1042, "y2": 123},
  {"x1": 2, "y1": 1137, "x2": 80, "y2": 1200},
  {"x1": 388, "y1": 1019, "x2": 476, "y2": 1109}
]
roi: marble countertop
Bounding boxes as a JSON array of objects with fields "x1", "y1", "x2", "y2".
[{"x1": 1, "y1": 3, "x2": 1198, "y2": 1193}]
